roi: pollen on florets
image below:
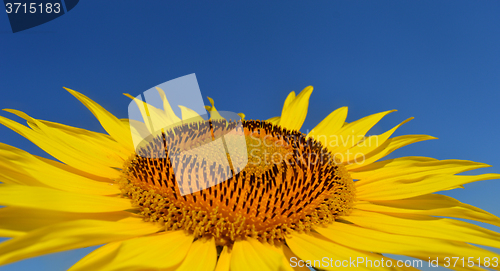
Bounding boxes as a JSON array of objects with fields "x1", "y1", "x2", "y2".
[{"x1": 118, "y1": 119, "x2": 355, "y2": 246}]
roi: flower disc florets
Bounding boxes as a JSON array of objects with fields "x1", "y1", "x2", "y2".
[{"x1": 119, "y1": 119, "x2": 355, "y2": 245}]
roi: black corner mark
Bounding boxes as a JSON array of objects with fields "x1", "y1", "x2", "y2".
[
  {"x1": 4, "y1": 0, "x2": 79, "y2": 33},
  {"x1": 64, "y1": 0, "x2": 77, "y2": 11}
]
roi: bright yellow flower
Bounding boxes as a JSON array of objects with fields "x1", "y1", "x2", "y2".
[{"x1": 0, "y1": 86, "x2": 499, "y2": 270}]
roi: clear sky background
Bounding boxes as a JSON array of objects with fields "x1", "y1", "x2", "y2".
[{"x1": 1, "y1": 1, "x2": 500, "y2": 270}]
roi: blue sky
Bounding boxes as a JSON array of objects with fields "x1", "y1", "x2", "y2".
[{"x1": 1, "y1": 1, "x2": 500, "y2": 270}]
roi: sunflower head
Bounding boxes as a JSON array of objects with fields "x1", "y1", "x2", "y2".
[
  {"x1": 120, "y1": 117, "x2": 355, "y2": 246},
  {"x1": 0, "y1": 85, "x2": 499, "y2": 271}
]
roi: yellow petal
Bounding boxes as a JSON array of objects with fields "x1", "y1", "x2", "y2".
[
  {"x1": 278, "y1": 86, "x2": 313, "y2": 131},
  {"x1": 317, "y1": 222, "x2": 500, "y2": 270},
  {"x1": 0, "y1": 185, "x2": 131, "y2": 213},
  {"x1": 263, "y1": 242, "x2": 301, "y2": 271},
  {"x1": 39, "y1": 119, "x2": 131, "y2": 161},
  {"x1": 0, "y1": 158, "x2": 40, "y2": 186},
  {"x1": 124, "y1": 93, "x2": 175, "y2": 134},
  {"x1": 0, "y1": 229, "x2": 24, "y2": 238},
  {"x1": 215, "y1": 246, "x2": 231, "y2": 271},
  {"x1": 178, "y1": 105, "x2": 205, "y2": 124},
  {"x1": 38, "y1": 154, "x2": 116, "y2": 183},
  {"x1": 0, "y1": 114, "x2": 121, "y2": 179},
  {"x1": 177, "y1": 237, "x2": 217, "y2": 271},
  {"x1": 266, "y1": 116, "x2": 281, "y2": 125},
  {"x1": 65, "y1": 87, "x2": 133, "y2": 151},
  {"x1": 282, "y1": 91, "x2": 296, "y2": 111},
  {"x1": 342, "y1": 117, "x2": 413, "y2": 164},
  {"x1": 349, "y1": 156, "x2": 436, "y2": 178},
  {"x1": 0, "y1": 207, "x2": 132, "y2": 237},
  {"x1": 0, "y1": 143, "x2": 120, "y2": 195},
  {"x1": 330, "y1": 110, "x2": 396, "y2": 155},
  {"x1": 278, "y1": 244, "x2": 310, "y2": 271},
  {"x1": 231, "y1": 238, "x2": 284, "y2": 271},
  {"x1": 206, "y1": 97, "x2": 224, "y2": 120},
  {"x1": 343, "y1": 210, "x2": 500, "y2": 249},
  {"x1": 307, "y1": 107, "x2": 348, "y2": 145},
  {"x1": 350, "y1": 157, "x2": 488, "y2": 184},
  {"x1": 344, "y1": 134, "x2": 437, "y2": 170},
  {"x1": 67, "y1": 242, "x2": 122, "y2": 271},
  {"x1": 354, "y1": 194, "x2": 500, "y2": 227},
  {"x1": 125, "y1": 118, "x2": 154, "y2": 152},
  {"x1": 354, "y1": 158, "x2": 491, "y2": 196},
  {"x1": 286, "y1": 232, "x2": 417, "y2": 270},
  {"x1": 155, "y1": 87, "x2": 183, "y2": 124},
  {"x1": 69, "y1": 230, "x2": 193, "y2": 271},
  {"x1": 0, "y1": 218, "x2": 159, "y2": 267},
  {"x1": 356, "y1": 173, "x2": 500, "y2": 201}
]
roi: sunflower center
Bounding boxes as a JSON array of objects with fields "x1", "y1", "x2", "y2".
[{"x1": 119, "y1": 119, "x2": 355, "y2": 245}]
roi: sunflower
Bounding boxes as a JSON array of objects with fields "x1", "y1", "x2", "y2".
[{"x1": 0, "y1": 85, "x2": 499, "y2": 271}]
